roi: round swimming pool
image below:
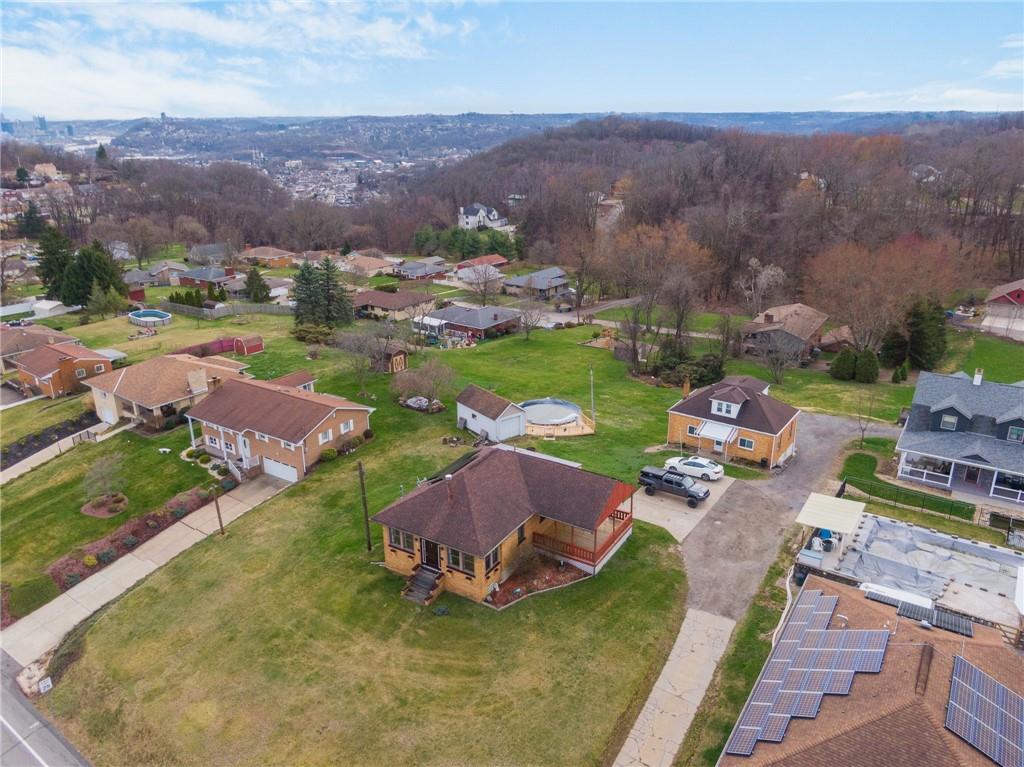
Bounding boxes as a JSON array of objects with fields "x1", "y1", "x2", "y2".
[
  {"x1": 128, "y1": 309, "x2": 173, "y2": 327},
  {"x1": 518, "y1": 397, "x2": 583, "y2": 426}
]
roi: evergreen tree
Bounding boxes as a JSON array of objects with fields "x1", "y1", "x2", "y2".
[
  {"x1": 878, "y1": 326, "x2": 909, "y2": 368},
  {"x1": 15, "y1": 167, "x2": 29, "y2": 185},
  {"x1": 206, "y1": 281, "x2": 216, "y2": 301},
  {"x1": 318, "y1": 258, "x2": 353, "y2": 326},
  {"x1": 62, "y1": 241, "x2": 125, "y2": 307},
  {"x1": 854, "y1": 349, "x2": 880, "y2": 384},
  {"x1": 96, "y1": 144, "x2": 107, "y2": 162},
  {"x1": 830, "y1": 347, "x2": 857, "y2": 380},
  {"x1": 217, "y1": 287, "x2": 228, "y2": 302},
  {"x1": 906, "y1": 297, "x2": 947, "y2": 370},
  {"x1": 17, "y1": 201, "x2": 45, "y2": 238},
  {"x1": 293, "y1": 261, "x2": 325, "y2": 325},
  {"x1": 86, "y1": 280, "x2": 108, "y2": 318},
  {"x1": 245, "y1": 268, "x2": 271, "y2": 303},
  {"x1": 36, "y1": 227, "x2": 74, "y2": 300}
]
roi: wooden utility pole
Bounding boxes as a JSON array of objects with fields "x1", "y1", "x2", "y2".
[
  {"x1": 358, "y1": 461, "x2": 372, "y2": 552},
  {"x1": 212, "y1": 485, "x2": 225, "y2": 536}
]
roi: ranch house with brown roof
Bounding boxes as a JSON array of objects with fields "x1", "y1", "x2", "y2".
[
  {"x1": 742, "y1": 303, "x2": 828, "y2": 358},
  {"x1": 667, "y1": 376, "x2": 799, "y2": 467},
  {"x1": 13, "y1": 342, "x2": 113, "y2": 398},
  {"x1": 372, "y1": 447, "x2": 635, "y2": 604},
  {"x1": 0, "y1": 325, "x2": 78, "y2": 372},
  {"x1": 352, "y1": 289, "x2": 436, "y2": 321},
  {"x1": 185, "y1": 377, "x2": 374, "y2": 483}
]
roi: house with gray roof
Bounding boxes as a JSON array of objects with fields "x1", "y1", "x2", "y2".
[
  {"x1": 458, "y1": 202, "x2": 509, "y2": 231},
  {"x1": 503, "y1": 267, "x2": 569, "y2": 300},
  {"x1": 188, "y1": 243, "x2": 231, "y2": 265},
  {"x1": 896, "y1": 369, "x2": 1024, "y2": 508},
  {"x1": 416, "y1": 305, "x2": 521, "y2": 339}
]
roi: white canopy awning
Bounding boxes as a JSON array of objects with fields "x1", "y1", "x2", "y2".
[
  {"x1": 696, "y1": 421, "x2": 737, "y2": 442},
  {"x1": 795, "y1": 493, "x2": 865, "y2": 536}
]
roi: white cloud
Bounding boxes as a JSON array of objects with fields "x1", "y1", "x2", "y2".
[
  {"x1": 832, "y1": 82, "x2": 1023, "y2": 111},
  {"x1": 1001, "y1": 33, "x2": 1024, "y2": 49},
  {"x1": 985, "y1": 57, "x2": 1024, "y2": 79}
]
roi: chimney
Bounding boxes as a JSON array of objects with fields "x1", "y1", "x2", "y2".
[
  {"x1": 681, "y1": 375, "x2": 691, "y2": 399},
  {"x1": 445, "y1": 474, "x2": 454, "y2": 501},
  {"x1": 973, "y1": 368, "x2": 984, "y2": 386},
  {"x1": 764, "y1": 313, "x2": 774, "y2": 323},
  {"x1": 492, "y1": 313, "x2": 498, "y2": 321}
]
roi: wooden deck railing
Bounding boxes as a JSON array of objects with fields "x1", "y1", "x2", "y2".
[{"x1": 533, "y1": 509, "x2": 632, "y2": 565}]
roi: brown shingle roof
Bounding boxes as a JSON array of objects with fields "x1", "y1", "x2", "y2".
[
  {"x1": 245, "y1": 246, "x2": 294, "y2": 261},
  {"x1": 269, "y1": 370, "x2": 316, "y2": 387},
  {"x1": 669, "y1": 378, "x2": 798, "y2": 435},
  {"x1": 743, "y1": 303, "x2": 828, "y2": 343},
  {"x1": 84, "y1": 354, "x2": 250, "y2": 408},
  {"x1": 14, "y1": 342, "x2": 107, "y2": 377},
  {"x1": 0, "y1": 325, "x2": 77, "y2": 356},
  {"x1": 186, "y1": 378, "x2": 372, "y2": 443},
  {"x1": 456, "y1": 253, "x2": 509, "y2": 269},
  {"x1": 718, "y1": 576, "x2": 1022, "y2": 767},
  {"x1": 456, "y1": 384, "x2": 520, "y2": 420},
  {"x1": 372, "y1": 448, "x2": 634, "y2": 557},
  {"x1": 353, "y1": 289, "x2": 434, "y2": 312}
]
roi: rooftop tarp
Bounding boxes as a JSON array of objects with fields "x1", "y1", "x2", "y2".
[
  {"x1": 795, "y1": 493, "x2": 865, "y2": 535},
  {"x1": 696, "y1": 421, "x2": 737, "y2": 442}
]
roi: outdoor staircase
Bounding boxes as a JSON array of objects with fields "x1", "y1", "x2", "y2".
[{"x1": 402, "y1": 567, "x2": 442, "y2": 605}]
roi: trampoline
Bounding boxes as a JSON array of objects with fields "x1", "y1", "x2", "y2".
[{"x1": 519, "y1": 397, "x2": 583, "y2": 426}]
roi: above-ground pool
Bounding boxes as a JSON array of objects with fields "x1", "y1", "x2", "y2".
[
  {"x1": 519, "y1": 397, "x2": 584, "y2": 426},
  {"x1": 128, "y1": 309, "x2": 173, "y2": 327}
]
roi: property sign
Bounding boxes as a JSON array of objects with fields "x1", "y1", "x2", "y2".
[{"x1": 38, "y1": 677, "x2": 53, "y2": 694}]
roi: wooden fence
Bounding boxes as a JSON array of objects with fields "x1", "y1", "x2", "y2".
[{"x1": 160, "y1": 301, "x2": 292, "y2": 320}]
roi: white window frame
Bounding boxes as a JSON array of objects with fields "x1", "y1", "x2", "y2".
[
  {"x1": 940, "y1": 414, "x2": 958, "y2": 431},
  {"x1": 341, "y1": 419, "x2": 355, "y2": 435},
  {"x1": 255, "y1": 432, "x2": 269, "y2": 442},
  {"x1": 75, "y1": 367, "x2": 86, "y2": 379},
  {"x1": 224, "y1": 441, "x2": 235, "y2": 454},
  {"x1": 206, "y1": 435, "x2": 220, "y2": 448},
  {"x1": 715, "y1": 401, "x2": 724, "y2": 413},
  {"x1": 1008, "y1": 425, "x2": 1024, "y2": 443},
  {"x1": 318, "y1": 429, "x2": 333, "y2": 445},
  {"x1": 738, "y1": 437, "x2": 755, "y2": 450},
  {"x1": 93, "y1": 364, "x2": 105, "y2": 373},
  {"x1": 687, "y1": 424, "x2": 698, "y2": 436},
  {"x1": 281, "y1": 439, "x2": 294, "y2": 451}
]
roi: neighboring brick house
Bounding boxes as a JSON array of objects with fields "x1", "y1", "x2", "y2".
[
  {"x1": 148, "y1": 260, "x2": 189, "y2": 285},
  {"x1": 0, "y1": 325, "x2": 78, "y2": 372},
  {"x1": 243, "y1": 246, "x2": 295, "y2": 269},
  {"x1": 13, "y1": 342, "x2": 113, "y2": 398},
  {"x1": 84, "y1": 354, "x2": 250, "y2": 428},
  {"x1": 456, "y1": 253, "x2": 509, "y2": 270},
  {"x1": 269, "y1": 369, "x2": 316, "y2": 391},
  {"x1": 178, "y1": 266, "x2": 235, "y2": 289},
  {"x1": 185, "y1": 377, "x2": 374, "y2": 483},
  {"x1": 742, "y1": 303, "x2": 828, "y2": 358},
  {"x1": 372, "y1": 447, "x2": 635, "y2": 603},
  {"x1": 417, "y1": 305, "x2": 522, "y2": 339},
  {"x1": 353, "y1": 289, "x2": 436, "y2": 321},
  {"x1": 341, "y1": 252, "x2": 393, "y2": 277},
  {"x1": 667, "y1": 375, "x2": 799, "y2": 467}
]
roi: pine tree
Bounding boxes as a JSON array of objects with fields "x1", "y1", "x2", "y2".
[
  {"x1": 878, "y1": 326, "x2": 909, "y2": 368},
  {"x1": 293, "y1": 261, "x2": 325, "y2": 325},
  {"x1": 36, "y1": 227, "x2": 74, "y2": 300},
  {"x1": 62, "y1": 241, "x2": 124, "y2": 307},
  {"x1": 830, "y1": 347, "x2": 857, "y2": 380},
  {"x1": 86, "y1": 280, "x2": 109, "y2": 318},
  {"x1": 318, "y1": 258, "x2": 352, "y2": 327},
  {"x1": 906, "y1": 297, "x2": 947, "y2": 371},
  {"x1": 18, "y1": 201, "x2": 45, "y2": 238},
  {"x1": 206, "y1": 281, "x2": 216, "y2": 301},
  {"x1": 854, "y1": 349, "x2": 880, "y2": 384},
  {"x1": 245, "y1": 268, "x2": 271, "y2": 303},
  {"x1": 96, "y1": 144, "x2": 107, "y2": 162},
  {"x1": 15, "y1": 167, "x2": 29, "y2": 185}
]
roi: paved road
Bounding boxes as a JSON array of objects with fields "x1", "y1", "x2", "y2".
[{"x1": 1, "y1": 651, "x2": 89, "y2": 767}]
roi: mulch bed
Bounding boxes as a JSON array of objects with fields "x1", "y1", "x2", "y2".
[
  {"x1": 1, "y1": 585, "x2": 11, "y2": 630},
  {"x1": 45, "y1": 487, "x2": 211, "y2": 593},
  {"x1": 0, "y1": 411, "x2": 100, "y2": 468},
  {"x1": 486, "y1": 553, "x2": 588, "y2": 608},
  {"x1": 80, "y1": 492, "x2": 129, "y2": 518}
]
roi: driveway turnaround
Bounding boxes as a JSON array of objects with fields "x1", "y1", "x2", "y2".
[
  {"x1": 0, "y1": 475, "x2": 289, "y2": 669},
  {"x1": 626, "y1": 477, "x2": 734, "y2": 543}
]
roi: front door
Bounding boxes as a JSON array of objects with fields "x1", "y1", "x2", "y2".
[
  {"x1": 422, "y1": 540, "x2": 440, "y2": 570},
  {"x1": 239, "y1": 436, "x2": 250, "y2": 459},
  {"x1": 713, "y1": 440, "x2": 724, "y2": 453},
  {"x1": 964, "y1": 465, "x2": 980, "y2": 484}
]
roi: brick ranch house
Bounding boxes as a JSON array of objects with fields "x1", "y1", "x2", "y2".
[
  {"x1": 13, "y1": 342, "x2": 113, "y2": 398},
  {"x1": 185, "y1": 377, "x2": 374, "y2": 483},
  {"x1": 0, "y1": 325, "x2": 78, "y2": 372},
  {"x1": 667, "y1": 375, "x2": 799, "y2": 468},
  {"x1": 353, "y1": 289, "x2": 436, "y2": 321},
  {"x1": 372, "y1": 447, "x2": 635, "y2": 604},
  {"x1": 84, "y1": 354, "x2": 250, "y2": 428}
]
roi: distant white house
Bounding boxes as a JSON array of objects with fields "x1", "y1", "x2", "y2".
[
  {"x1": 458, "y1": 203, "x2": 514, "y2": 234},
  {"x1": 456, "y1": 384, "x2": 527, "y2": 442}
]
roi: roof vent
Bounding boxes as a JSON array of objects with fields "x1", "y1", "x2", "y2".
[
  {"x1": 444, "y1": 474, "x2": 453, "y2": 481},
  {"x1": 972, "y1": 368, "x2": 983, "y2": 386},
  {"x1": 492, "y1": 313, "x2": 498, "y2": 321}
]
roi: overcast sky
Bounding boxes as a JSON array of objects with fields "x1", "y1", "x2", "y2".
[{"x1": 2, "y1": 1, "x2": 1022, "y2": 120}]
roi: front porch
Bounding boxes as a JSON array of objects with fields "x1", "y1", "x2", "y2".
[
  {"x1": 532, "y1": 506, "x2": 633, "y2": 574},
  {"x1": 898, "y1": 451, "x2": 1024, "y2": 506}
]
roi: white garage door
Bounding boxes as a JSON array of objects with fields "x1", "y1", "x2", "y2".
[{"x1": 262, "y1": 457, "x2": 298, "y2": 483}]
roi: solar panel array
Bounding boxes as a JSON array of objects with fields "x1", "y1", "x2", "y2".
[
  {"x1": 864, "y1": 591, "x2": 974, "y2": 637},
  {"x1": 945, "y1": 656, "x2": 1024, "y2": 767},
  {"x1": 724, "y1": 589, "x2": 890, "y2": 757}
]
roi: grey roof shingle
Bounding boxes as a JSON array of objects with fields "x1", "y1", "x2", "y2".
[
  {"x1": 503, "y1": 267, "x2": 567, "y2": 290},
  {"x1": 427, "y1": 305, "x2": 521, "y2": 330}
]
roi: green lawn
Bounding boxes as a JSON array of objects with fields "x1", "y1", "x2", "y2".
[
  {"x1": 41, "y1": 331, "x2": 688, "y2": 766},
  {"x1": 675, "y1": 531, "x2": 797, "y2": 767},
  {"x1": 939, "y1": 329, "x2": 1024, "y2": 383},
  {"x1": 839, "y1": 452, "x2": 975, "y2": 520},
  {"x1": 0, "y1": 394, "x2": 89, "y2": 449},
  {"x1": 1, "y1": 428, "x2": 211, "y2": 617},
  {"x1": 593, "y1": 308, "x2": 750, "y2": 332},
  {"x1": 864, "y1": 502, "x2": 1008, "y2": 547}
]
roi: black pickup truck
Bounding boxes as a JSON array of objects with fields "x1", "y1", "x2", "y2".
[{"x1": 637, "y1": 466, "x2": 712, "y2": 508}]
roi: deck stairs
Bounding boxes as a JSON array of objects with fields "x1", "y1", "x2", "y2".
[{"x1": 402, "y1": 567, "x2": 442, "y2": 605}]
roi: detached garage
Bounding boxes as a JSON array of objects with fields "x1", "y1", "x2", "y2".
[{"x1": 456, "y1": 384, "x2": 527, "y2": 442}]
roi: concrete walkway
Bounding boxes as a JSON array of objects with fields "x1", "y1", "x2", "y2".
[
  {"x1": 614, "y1": 610, "x2": 736, "y2": 767},
  {"x1": 0, "y1": 421, "x2": 136, "y2": 486},
  {"x1": 0, "y1": 475, "x2": 288, "y2": 669}
]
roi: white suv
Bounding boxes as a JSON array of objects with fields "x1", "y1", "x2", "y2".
[{"x1": 663, "y1": 455, "x2": 725, "y2": 481}]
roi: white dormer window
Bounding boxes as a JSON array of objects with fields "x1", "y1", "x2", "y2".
[
  {"x1": 940, "y1": 414, "x2": 958, "y2": 431},
  {"x1": 712, "y1": 400, "x2": 737, "y2": 419}
]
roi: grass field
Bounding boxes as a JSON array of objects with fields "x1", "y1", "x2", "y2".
[
  {"x1": 939, "y1": 329, "x2": 1024, "y2": 383},
  {"x1": 839, "y1": 452, "x2": 975, "y2": 520},
  {"x1": 40, "y1": 328, "x2": 688, "y2": 767},
  {"x1": 0, "y1": 394, "x2": 89, "y2": 448},
  {"x1": 0, "y1": 428, "x2": 210, "y2": 617}
]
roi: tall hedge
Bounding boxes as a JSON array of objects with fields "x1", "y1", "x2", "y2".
[
  {"x1": 830, "y1": 347, "x2": 857, "y2": 380},
  {"x1": 854, "y1": 349, "x2": 880, "y2": 383}
]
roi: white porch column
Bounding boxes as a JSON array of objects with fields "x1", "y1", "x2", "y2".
[
  {"x1": 990, "y1": 470, "x2": 999, "y2": 498},
  {"x1": 186, "y1": 415, "x2": 197, "y2": 448}
]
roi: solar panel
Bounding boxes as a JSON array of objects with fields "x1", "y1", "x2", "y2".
[
  {"x1": 864, "y1": 590, "x2": 901, "y2": 607},
  {"x1": 945, "y1": 656, "x2": 1024, "y2": 767},
  {"x1": 931, "y1": 610, "x2": 974, "y2": 637},
  {"x1": 751, "y1": 680, "x2": 781, "y2": 704},
  {"x1": 739, "y1": 702, "x2": 772, "y2": 729},
  {"x1": 725, "y1": 726, "x2": 760, "y2": 756},
  {"x1": 760, "y1": 714, "x2": 790, "y2": 742}
]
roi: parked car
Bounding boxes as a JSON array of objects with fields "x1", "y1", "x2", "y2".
[
  {"x1": 637, "y1": 466, "x2": 711, "y2": 507},
  {"x1": 663, "y1": 455, "x2": 725, "y2": 481}
]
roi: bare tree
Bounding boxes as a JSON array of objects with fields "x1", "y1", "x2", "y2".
[
  {"x1": 754, "y1": 333, "x2": 802, "y2": 384},
  {"x1": 519, "y1": 301, "x2": 546, "y2": 340},
  {"x1": 737, "y1": 258, "x2": 786, "y2": 316},
  {"x1": 0, "y1": 251, "x2": 25, "y2": 302},
  {"x1": 83, "y1": 453, "x2": 125, "y2": 502},
  {"x1": 713, "y1": 312, "x2": 740, "y2": 367},
  {"x1": 332, "y1": 325, "x2": 392, "y2": 395},
  {"x1": 661, "y1": 268, "x2": 694, "y2": 344},
  {"x1": 462, "y1": 265, "x2": 503, "y2": 307},
  {"x1": 124, "y1": 218, "x2": 170, "y2": 268},
  {"x1": 854, "y1": 391, "x2": 877, "y2": 448},
  {"x1": 390, "y1": 358, "x2": 456, "y2": 402}
]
